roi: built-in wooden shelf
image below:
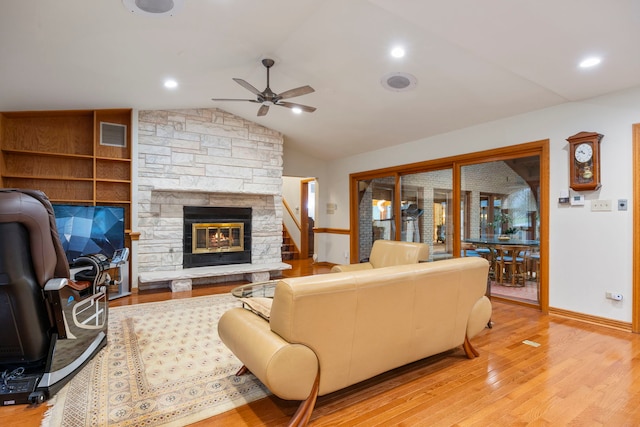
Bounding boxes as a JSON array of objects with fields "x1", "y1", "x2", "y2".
[{"x1": 0, "y1": 108, "x2": 133, "y2": 232}]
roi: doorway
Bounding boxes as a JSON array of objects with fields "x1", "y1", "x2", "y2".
[{"x1": 300, "y1": 178, "x2": 316, "y2": 259}]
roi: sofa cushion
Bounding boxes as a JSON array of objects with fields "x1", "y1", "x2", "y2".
[
  {"x1": 331, "y1": 239, "x2": 429, "y2": 272},
  {"x1": 368, "y1": 239, "x2": 429, "y2": 268}
]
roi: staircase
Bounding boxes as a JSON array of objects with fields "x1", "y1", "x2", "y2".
[{"x1": 282, "y1": 227, "x2": 299, "y2": 261}]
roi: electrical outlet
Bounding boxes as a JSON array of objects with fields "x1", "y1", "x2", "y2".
[
  {"x1": 606, "y1": 291, "x2": 623, "y2": 301},
  {"x1": 591, "y1": 200, "x2": 612, "y2": 211},
  {"x1": 618, "y1": 199, "x2": 628, "y2": 211}
]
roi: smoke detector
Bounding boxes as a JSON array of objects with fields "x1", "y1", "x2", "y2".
[
  {"x1": 122, "y1": 0, "x2": 184, "y2": 16},
  {"x1": 381, "y1": 72, "x2": 418, "y2": 92}
]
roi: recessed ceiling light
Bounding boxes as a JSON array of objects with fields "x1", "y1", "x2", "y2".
[
  {"x1": 579, "y1": 57, "x2": 602, "y2": 68},
  {"x1": 164, "y1": 79, "x2": 178, "y2": 89},
  {"x1": 391, "y1": 46, "x2": 405, "y2": 58},
  {"x1": 291, "y1": 107, "x2": 303, "y2": 114}
]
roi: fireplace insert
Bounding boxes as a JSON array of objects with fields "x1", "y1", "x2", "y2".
[
  {"x1": 183, "y1": 206, "x2": 251, "y2": 268},
  {"x1": 192, "y1": 222, "x2": 244, "y2": 253}
]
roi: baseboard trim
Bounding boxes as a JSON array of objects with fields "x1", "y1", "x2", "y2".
[
  {"x1": 314, "y1": 227, "x2": 350, "y2": 234},
  {"x1": 549, "y1": 306, "x2": 632, "y2": 332}
]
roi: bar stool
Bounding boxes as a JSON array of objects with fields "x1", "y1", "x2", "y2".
[
  {"x1": 528, "y1": 250, "x2": 540, "y2": 283},
  {"x1": 495, "y1": 245, "x2": 528, "y2": 287},
  {"x1": 475, "y1": 245, "x2": 497, "y2": 280}
]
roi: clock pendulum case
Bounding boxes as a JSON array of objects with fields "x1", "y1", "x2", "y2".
[{"x1": 567, "y1": 131, "x2": 603, "y2": 191}]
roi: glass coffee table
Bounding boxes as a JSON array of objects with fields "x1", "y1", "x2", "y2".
[
  {"x1": 231, "y1": 280, "x2": 279, "y2": 298},
  {"x1": 231, "y1": 280, "x2": 279, "y2": 320}
]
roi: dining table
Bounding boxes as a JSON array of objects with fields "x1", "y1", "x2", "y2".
[
  {"x1": 463, "y1": 237, "x2": 539, "y2": 247},
  {"x1": 463, "y1": 237, "x2": 539, "y2": 287}
]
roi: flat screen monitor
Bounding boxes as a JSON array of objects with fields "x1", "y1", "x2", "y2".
[{"x1": 52, "y1": 204, "x2": 125, "y2": 266}]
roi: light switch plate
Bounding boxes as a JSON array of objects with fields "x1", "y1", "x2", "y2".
[{"x1": 592, "y1": 200, "x2": 612, "y2": 211}]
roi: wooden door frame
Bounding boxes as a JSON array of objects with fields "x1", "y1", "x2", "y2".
[
  {"x1": 632, "y1": 123, "x2": 640, "y2": 332},
  {"x1": 349, "y1": 139, "x2": 549, "y2": 312},
  {"x1": 300, "y1": 178, "x2": 315, "y2": 259}
]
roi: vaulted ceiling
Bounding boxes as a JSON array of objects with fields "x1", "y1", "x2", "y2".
[{"x1": 2, "y1": 0, "x2": 640, "y2": 160}]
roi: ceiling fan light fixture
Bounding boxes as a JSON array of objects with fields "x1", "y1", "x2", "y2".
[
  {"x1": 381, "y1": 72, "x2": 417, "y2": 92},
  {"x1": 211, "y1": 58, "x2": 316, "y2": 117},
  {"x1": 122, "y1": 0, "x2": 184, "y2": 16}
]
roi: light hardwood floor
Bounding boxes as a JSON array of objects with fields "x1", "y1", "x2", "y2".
[{"x1": 3, "y1": 259, "x2": 640, "y2": 426}]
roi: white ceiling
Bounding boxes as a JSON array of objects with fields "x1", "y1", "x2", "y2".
[{"x1": 2, "y1": 0, "x2": 640, "y2": 160}]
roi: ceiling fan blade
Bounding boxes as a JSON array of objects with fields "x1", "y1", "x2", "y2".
[
  {"x1": 257, "y1": 104, "x2": 270, "y2": 116},
  {"x1": 211, "y1": 98, "x2": 260, "y2": 102},
  {"x1": 277, "y1": 101, "x2": 316, "y2": 113},
  {"x1": 233, "y1": 78, "x2": 263, "y2": 96},
  {"x1": 277, "y1": 85, "x2": 315, "y2": 100}
]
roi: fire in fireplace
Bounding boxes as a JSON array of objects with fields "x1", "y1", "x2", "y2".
[
  {"x1": 192, "y1": 223, "x2": 244, "y2": 253},
  {"x1": 183, "y1": 207, "x2": 251, "y2": 268}
]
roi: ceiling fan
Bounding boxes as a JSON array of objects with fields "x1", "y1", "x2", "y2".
[{"x1": 212, "y1": 58, "x2": 316, "y2": 117}]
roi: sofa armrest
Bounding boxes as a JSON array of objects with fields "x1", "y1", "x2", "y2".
[
  {"x1": 330, "y1": 262, "x2": 374, "y2": 273},
  {"x1": 218, "y1": 307, "x2": 318, "y2": 400},
  {"x1": 466, "y1": 296, "x2": 492, "y2": 339}
]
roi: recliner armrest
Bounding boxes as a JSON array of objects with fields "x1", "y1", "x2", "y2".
[
  {"x1": 43, "y1": 278, "x2": 69, "y2": 291},
  {"x1": 330, "y1": 262, "x2": 374, "y2": 273}
]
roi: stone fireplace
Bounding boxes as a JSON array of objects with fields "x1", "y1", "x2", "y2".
[{"x1": 136, "y1": 108, "x2": 288, "y2": 289}]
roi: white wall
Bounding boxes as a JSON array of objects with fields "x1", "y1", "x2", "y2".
[
  {"x1": 312, "y1": 85, "x2": 640, "y2": 322},
  {"x1": 283, "y1": 144, "x2": 327, "y2": 179},
  {"x1": 283, "y1": 143, "x2": 327, "y2": 258}
]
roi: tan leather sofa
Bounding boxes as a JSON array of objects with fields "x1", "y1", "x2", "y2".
[
  {"x1": 218, "y1": 257, "x2": 491, "y2": 426},
  {"x1": 330, "y1": 239, "x2": 429, "y2": 272}
]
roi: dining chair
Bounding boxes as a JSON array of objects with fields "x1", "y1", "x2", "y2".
[
  {"x1": 527, "y1": 249, "x2": 540, "y2": 283},
  {"x1": 474, "y1": 245, "x2": 497, "y2": 281},
  {"x1": 461, "y1": 241, "x2": 480, "y2": 257},
  {"x1": 495, "y1": 245, "x2": 528, "y2": 287}
]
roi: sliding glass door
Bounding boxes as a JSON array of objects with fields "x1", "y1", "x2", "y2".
[
  {"x1": 350, "y1": 140, "x2": 547, "y2": 310},
  {"x1": 356, "y1": 176, "x2": 396, "y2": 262},
  {"x1": 400, "y1": 169, "x2": 453, "y2": 260},
  {"x1": 460, "y1": 156, "x2": 541, "y2": 304}
]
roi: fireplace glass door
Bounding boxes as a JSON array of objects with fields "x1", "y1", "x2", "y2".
[{"x1": 192, "y1": 223, "x2": 244, "y2": 253}]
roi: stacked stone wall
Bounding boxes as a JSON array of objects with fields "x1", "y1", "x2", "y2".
[{"x1": 137, "y1": 108, "x2": 284, "y2": 273}]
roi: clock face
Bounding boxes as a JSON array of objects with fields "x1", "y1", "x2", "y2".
[{"x1": 574, "y1": 143, "x2": 593, "y2": 163}]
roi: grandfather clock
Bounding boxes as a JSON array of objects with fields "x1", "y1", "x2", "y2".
[{"x1": 567, "y1": 131, "x2": 603, "y2": 191}]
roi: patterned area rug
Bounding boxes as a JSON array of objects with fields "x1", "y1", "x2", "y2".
[{"x1": 42, "y1": 294, "x2": 269, "y2": 427}]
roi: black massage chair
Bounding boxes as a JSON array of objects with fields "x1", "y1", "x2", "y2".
[{"x1": 0, "y1": 189, "x2": 108, "y2": 405}]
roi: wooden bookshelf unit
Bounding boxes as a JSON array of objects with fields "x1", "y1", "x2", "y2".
[{"x1": 0, "y1": 108, "x2": 133, "y2": 235}]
